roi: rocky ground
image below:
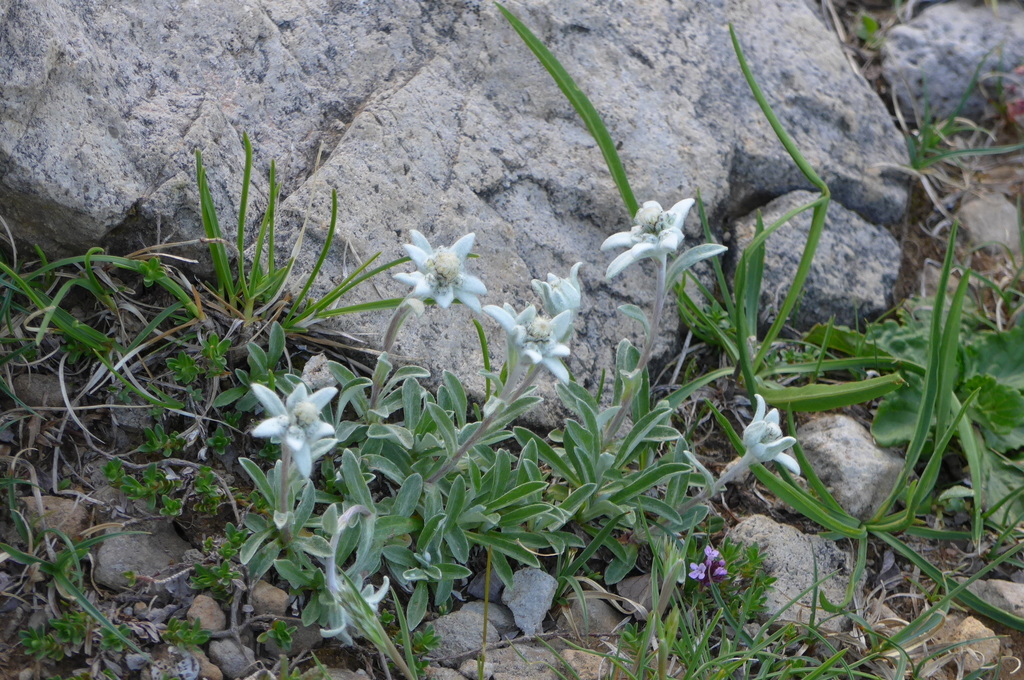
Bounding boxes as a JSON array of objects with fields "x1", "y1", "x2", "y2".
[{"x1": 1, "y1": 1, "x2": 1024, "y2": 679}]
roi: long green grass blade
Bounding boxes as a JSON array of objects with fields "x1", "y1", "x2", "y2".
[{"x1": 496, "y1": 3, "x2": 637, "y2": 215}]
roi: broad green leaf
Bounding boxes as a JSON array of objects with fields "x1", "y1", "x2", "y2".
[
  {"x1": 871, "y1": 377, "x2": 926, "y2": 446},
  {"x1": 964, "y1": 325, "x2": 1024, "y2": 389},
  {"x1": 961, "y1": 375, "x2": 1024, "y2": 434}
]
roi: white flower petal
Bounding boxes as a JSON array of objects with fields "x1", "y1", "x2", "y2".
[
  {"x1": 308, "y1": 387, "x2": 338, "y2": 411},
  {"x1": 665, "y1": 198, "x2": 695, "y2": 228},
  {"x1": 433, "y1": 288, "x2": 455, "y2": 308},
  {"x1": 252, "y1": 415, "x2": 289, "y2": 439},
  {"x1": 455, "y1": 290, "x2": 482, "y2": 313},
  {"x1": 393, "y1": 271, "x2": 422, "y2": 287},
  {"x1": 542, "y1": 357, "x2": 569, "y2": 383},
  {"x1": 308, "y1": 421, "x2": 336, "y2": 441},
  {"x1": 483, "y1": 305, "x2": 518, "y2": 333},
  {"x1": 285, "y1": 383, "x2": 310, "y2": 412},
  {"x1": 605, "y1": 250, "x2": 640, "y2": 279},
  {"x1": 403, "y1": 244, "x2": 431, "y2": 269},
  {"x1": 547, "y1": 342, "x2": 571, "y2": 358},
  {"x1": 408, "y1": 230, "x2": 433, "y2": 255},
  {"x1": 659, "y1": 228, "x2": 683, "y2": 253},
  {"x1": 601, "y1": 232, "x2": 636, "y2": 252},
  {"x1": 459, "y1": 274, "x2": 487, "y2": 296},
  {"x1": 774, "y1": 452, "x2": 801, "y2": 476},
  {"x1": 450, "y1": 232, "x2": 476, "y2": 260},
  {"x1": 292, "y1": 443, "x2": 313, "y2": 479},
  {"x1": 251, "y1": 384, "x2": 287, "y2": 417},
  {"x1": 523, "y1": 348, "x2": 543, "y2": 365}
]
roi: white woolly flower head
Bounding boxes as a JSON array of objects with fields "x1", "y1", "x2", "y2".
[
  {"x1": 483, "y1": 303, "x2": 573, "y2": 383},
  {"x1": 251, "y1": 382, "x2": 338, "y2": 479},
  {"x1": 601, "y1": 198, "x2": 695, "y2": 279},
  {"x1": 393, "y1": 230, "x2": 487, "y2": 312},
  {"x1": 741, "y1": 394, "x2": 799, "y2": 475},
  {"x1": 532, "y1": 262, "x2": 583, "y2": 324}
]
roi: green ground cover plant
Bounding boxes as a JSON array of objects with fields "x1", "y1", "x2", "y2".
[{"x1": 0, "y1": 3, "x2": 1022, "y2": 680}]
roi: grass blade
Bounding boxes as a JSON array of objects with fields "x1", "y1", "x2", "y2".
[{"x1": 496, "y1": 3, "x2": 636, "y2": 215}]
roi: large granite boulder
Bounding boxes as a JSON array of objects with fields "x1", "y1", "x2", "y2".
[{"x1": 0, "y1": 0, "x2": 907, "y2": 396}]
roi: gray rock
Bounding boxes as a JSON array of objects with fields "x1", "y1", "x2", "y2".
[
  {"x1": 459, "y1": 600, "x2": 518, "y2": 639},
  {"x1": 0, "y1": 0, "x2": 906, "y2": 413},
  {"x1": 502, "y1": 567, "x2": 557, "y2": 636},
  {"x1": 193, "y1": 649, "x2": 223, "y2": 680},
  {"x1": 423, "y1": 668, "x2": 462, "y2": 680},
  {"x1": 615, "y1": 574, "x2": 652, "y2": 620},
  {"x1": 730, "y1": 190, "x2": 901, "y2": 331},
  {"x1": 467, "y1": 567, "x2": 504, "y2": 602},
  {"x1": 558, "y1": 595, "x2": 625, "y2": 636},
  {"x1": 427, "y1": 609, "x2": 498, "y2": 668},
  {"x1": 966, "y1": 578, "x2": 1024, "y2": 618},
  {"x1": 11, "y1": 373, "x2": 64, "y2": 408},
  {"x1": 959, "y1": 193, "x2": 1023, "y2": 257},
  {"x1": 798, "y1": 415, "x2": 904, "y2": 521},
  {"x1": 456, "y1": 643, "x2": 563, "y2": 680},
  {"x1": 263, "y1": 620, "x2": 322, "y2": 657},
  {"x1": 207, "y1": 638, "x2": 256, "y2": 680},
  {"x1": 729, "y1": 514, "x2": 859, "y2": 631},
  {"x1": 186, "y1": 594, "x2": 227, "y2": 632},
  {"x1": 882, "y1": 2, "x2": 1024, "y2": 122},
  {"x1": 93, "y1": 521, "x2": 192, "y2": 591}
]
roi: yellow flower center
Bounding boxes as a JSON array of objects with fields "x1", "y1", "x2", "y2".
[
  {"x1": 293, "y1": 401, "x2": 320, "y2": 429},
  {"x1": 526, "y1": 316, "x2": 553, "y2": 342},
  {"x1": 428, "y1": 251, "x2": 461, "y2": 286}
]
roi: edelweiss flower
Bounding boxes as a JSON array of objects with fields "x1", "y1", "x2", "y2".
[
  {"x1": 483, "y1": 303, "x2": 573, "y2": 383},
  {"x1": 601, "y1": 199, "x2": 695, "y2": 279},
  {"x1": 393, "y1": 230, "x2": 487, "y2": 312},
  {"x1": 532, "y1": 262, "x2": 583, "y2": 322},
  {"x1": 742, "y1": 394, "x2": 799, "y2": 475},
  {"x1": 322, "y1": 570, "x2": 390, "y2": 645},
  {"x1": 251, "y1": 383, "x2": 338, "y2": 479}
]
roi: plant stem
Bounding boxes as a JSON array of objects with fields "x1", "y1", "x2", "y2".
[
  {"x1": 603, "y1": 257, "x2": 668, "y2": 443},
  {"x1": 278, "y1": 443, "x2": 293, "y2": 546},
  {"x1": 427, "y1": 363, "x2": 539, "y2": 484}
]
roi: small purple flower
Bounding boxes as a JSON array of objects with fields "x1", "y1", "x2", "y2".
[{"x1": 689, "y1": 545, "x2": 729, "y2": 586}]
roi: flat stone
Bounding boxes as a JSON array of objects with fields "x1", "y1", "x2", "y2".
[
  {"x1": 798, "y1": 415, "x2": 904, "y2": 521},
  {"x1": 19, "y1": 495, "x2": 90, "y2": 542},
  {"x1": 251, "y1": 580, "x2": 289, "y2": 617},
  {"x1": 207, "y1": 638, "x2": 256, "y2": 680},
  {"x1": 194, "y1": 648, "x2": 223, "y2": 680},
  {"x1": 729, "y1": 514, "x2": 858, "y2": 631},
  {"x1": 459, "y1": 601, "x2": 518, "y2": 639},
  {"x1": 187, "y1": 594, "x2": 227, "y2": 632},
  {"x1": 966, "y1": 578, "x2": 1024, "y2": 618},
  {"x1": 502, "y1": 568, "x2": 558, "y2": 637},
  {"x1": 11, "y1": 373, "x2": 64, "y2": 408},
  {"x1": 557, "y1": 595, "x2": 625, "y2": 637},
  {"x1": 934, "y1": 615, "x2": 1000, "y2": 673},
  {"x1": 959, "y1": 193, "x2": 1022, "y2": 257},
  {"x1": 93, "y1": 521, "x2": 192, "y2": 592},
  {"x1": 427, "y1": 609, "x2": 498, "y2": 668},
  {"x1": 456, "y1": 644, "x2": 561, "y2": 680},
  {"x1": 615, "y1": 574, "x2": 652, "y2": 619}
]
